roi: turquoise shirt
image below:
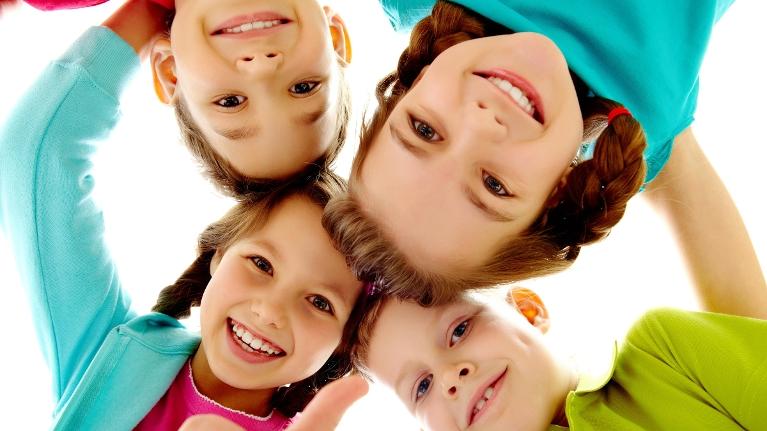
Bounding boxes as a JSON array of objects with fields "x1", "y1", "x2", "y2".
[
  {"x1": 378, "y1": 0, "x2": 733, "y2": 183},
  {"x1": 0, "y1": 27, "x2": 200, "y2": 429},
  {"x1": 550, "y1": 309, "x2": 767, "y2": 430}
]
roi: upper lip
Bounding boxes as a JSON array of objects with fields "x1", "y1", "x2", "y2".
[
  {"x1": 466, "y1": 368, "x2": 507, "y2": 427},
  {"x1": 211, "y1": 12, "x2": 293, "y2": 35},
  {"x1": 473, "y1": 69, "x2": 545, "y2": 124},
  {"x1": 230, "y1": 317, "x2": 287, "y2": 354}
]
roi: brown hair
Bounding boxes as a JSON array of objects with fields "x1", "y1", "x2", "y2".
[
  {"x1": 151, "y1": 170, "x2": 362, "y2": 417},
  {"x1": 323, "y1": 1, "x2": 646, "y2": 305},
  {"x1": 172, "y1": 62, "x2": 351, "y2": 200}
]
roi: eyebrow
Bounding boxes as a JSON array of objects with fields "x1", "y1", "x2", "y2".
[
  {"x1": 463, "y1": 185, "x2": 515, "y2": 222},
  {"x1": 252, "y1": 239, "x2": 282, "y2": 261},
  {"x1": 295, "y1": 108, "x2": 326, "y2": 126},
  {"x1": 214, "y1": 126, "x2": 260, "y2": 141},
  {"x1": 389, "y1": 123, "x2": 427, "y2": 157}
]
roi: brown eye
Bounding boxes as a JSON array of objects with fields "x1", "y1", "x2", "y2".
[
  {"x1": 215, "y1": 95, "x2": 246, "y2": 108},
  {"x1": 411, "y1": 117, "x2": 442, "y2": 141},
  {"x1": 483, "y1": 172, "x2": 509, "y2": 197},
  {"x1": 250, "y1": 256, "x2": 273, "y2": 275},
  {"x1": 307, "y1": 295, "x2": 334, "y2": 315}
]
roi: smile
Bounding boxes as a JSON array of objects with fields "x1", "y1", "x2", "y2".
[
  {"x1": 211, "y1": 13, "x2": 292, "y2": 36},
  {"x1": 228, "y1": 318, "x2": 285, "y2": 357},
  {"x1": 468, "y1": 368, "x2": 507, "y2": 427},
  {"x1": 474, "y1": 70, "x2": 545, "y2": 124}
]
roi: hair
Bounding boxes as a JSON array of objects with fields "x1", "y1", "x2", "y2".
[
  {"x1": 173, "y1": 62, "x2": 351, "y2": 200},
  {"x1": 151, "y1": 169, "x2": 361, "y2": 418},
  {"x1": 323, "y1": 0, "x2": 647, "y2": 306}
]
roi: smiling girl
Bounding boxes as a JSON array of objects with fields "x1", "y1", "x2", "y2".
[
  {"x1": 323, "y1": 0, "x2": 766, "y2": 311},
  {"x1": 0, "y1": 1, "x2": 364, "y2": 428}
]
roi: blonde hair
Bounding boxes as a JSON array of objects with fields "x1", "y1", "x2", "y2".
[{"x1": 323, "y1": 1, "x2": 646, "y2": 305}]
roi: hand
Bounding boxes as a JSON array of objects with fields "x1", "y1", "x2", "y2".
[{"x1": 178, "y1": 375, "x2": 369, "y2": 431}]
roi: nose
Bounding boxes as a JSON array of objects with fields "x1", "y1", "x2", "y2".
[
  {"x1": 464, "y1": 100, "x2": 507, "y2": 143},
  {"x1": 250, "y1": 294, "x2": 286, "y2": 329},
  {"x1": 438, "y1": 361, "x2": 476, "y2": 399},
  {"x1": 235, "y1": 50, "x2": 284, "y2": 76}
]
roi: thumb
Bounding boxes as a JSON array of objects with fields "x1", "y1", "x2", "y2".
[{"x1": 287, "y1": 375, "x2": 369, "y2": 431}]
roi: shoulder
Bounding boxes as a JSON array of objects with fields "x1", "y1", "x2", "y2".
[{"x1": 119, "y1": 313, "x2": 201, "y2": 354}]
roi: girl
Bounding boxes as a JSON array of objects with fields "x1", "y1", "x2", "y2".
[
  {"x1": 0, "y1": 1, "x2": 364, "y2": 428},
  {"x1": 353, "y1": 288, "x2": 767, "y2": 430},
  {"x1": 322, "y1": 0, "x2": 766, "y2": 310},
  {"x1": 152, "y1": 0, "x2": 353, "y2": 197}
]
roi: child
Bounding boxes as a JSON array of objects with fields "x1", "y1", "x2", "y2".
[
  {"x1": 322, "y1": 0, "x2": 765, "y2": 311},
  {"x1": 0, "y1": 1, "x2": 364, "y2": 429},
  {"x1": 152, "y1": 0, "x2": 353, "y2": 197},
  {"x1": 353, "y1": 288, "x2": 767, "y2": 430}
]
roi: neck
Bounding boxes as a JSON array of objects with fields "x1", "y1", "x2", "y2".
[{"x1": 190, "y1": 346, "x2": 277, "y2": 417}]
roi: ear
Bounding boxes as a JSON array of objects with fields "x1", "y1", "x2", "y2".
[
  {"x1": 209, "y1": 250, "x2": 223, "y2": 276},
  {"x1": 506, "y1": 287, "x2": 550, "y2": 333},
  {"x1": 324, "y1": 6, "x2": 352, "y2": 64},
  {"x1": 150, "y1": 37, "x2": 178, "y2": 104}
]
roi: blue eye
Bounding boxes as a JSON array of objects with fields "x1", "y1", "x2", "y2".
[
  {"x1": 415, "y1": 374, "x2": 433, "y2": 402},
  {"x1": 250, "y1": 256, "x2": 273, "y2": 275},
  {"x1": 307, "y1": 295, "x2": 334, "y2": 315},
  {"x1": 290, "y1": 81, "x2": 319, "y2": 95},
  {"x1": 450, "y1": 319, "x2": 470, "y2": 346},
  {"x1": 482, "y1": 172, "x2": 509, "y2": 197},
  {"x1": 215, "y1": 95, "x2": 246, "y2": 108},
  {"x1": 411, "y1": 117, "x2": 442, "y2": 142}
]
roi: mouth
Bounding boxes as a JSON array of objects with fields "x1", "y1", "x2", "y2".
[
  {"x1": 467, "y1": 368, "x2": 507, "y2": 427},
  {"x1": 474, "y1": 70, "x2": 545, "y2": 124},
  {"x1": 211, "y1": 12, "x2": 292, "y2": 36},
  {"x1": 227, "y1": 318, "x2": 286, "y2": 361}
]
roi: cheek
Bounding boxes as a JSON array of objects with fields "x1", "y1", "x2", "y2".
[{"x1": 293, "y1": 314, "x2": 343, "y2": 364}]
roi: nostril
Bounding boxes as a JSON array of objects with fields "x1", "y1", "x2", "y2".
[
  {"x1": 448, "y1": 386, "x2": 457, "y2": 396},
  {"x1": 460, "y1": 368, "x2": 470, "y2": 377},
  {"x1": 242, "y1": 57, "x2": 254, "y2": 62},
  {"x1": 477, "y1": 102, "x2": 487, "y2": 109},
  {"x1": 266, "y1": 52, "x2": 278, "y2": 58}
]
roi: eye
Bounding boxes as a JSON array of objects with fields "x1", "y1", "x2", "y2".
[
  {"x1": 482, "y1": 172, "x2": 510, "y2": 197},
  {"x1": 289, "y1": 81, "x2": 320, "y2": 95},
  {"x1": 214, "y1": 95, "x2": 246, "y2": 108},
  {"x1": 410, "y1": 116, "x2": 442, "y2": 142},
  {"x1": 415, "y1": 374, "x2": 433, "y2": 402},
  {"x1": 250, "y1": 256, "x2": 273, "y2": 275},
  {"x1": 450, "y1": 319, "x2": 471, "y2": 346},
  {"x1": 307, "y1": 294, "x2": 335, "y2": 315}
]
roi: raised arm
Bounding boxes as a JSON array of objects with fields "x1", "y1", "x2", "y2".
[
  {"x1": 644, "y1": 127, "x2": 767, "y2": 319},
  {"x1": 103, "y1": 0, "x2": 170, "y2": 59}
]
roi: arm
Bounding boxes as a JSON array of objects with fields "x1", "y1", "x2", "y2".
[
  {"x1": 0, "y1": 9, "x2": 147, "y2": 405},
  {"x1": 644, "y1": 127, "x2": 767, "y2": 319},
  {"x1": 102, "y1": 0, "x2": 170, "y2": 59}
]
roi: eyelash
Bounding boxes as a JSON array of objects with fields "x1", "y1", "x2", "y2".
[
  {"x1": 410, "y1": 116, "x2": 442, "y2": 142},
  {"x1": 413, "y1": 318, "x2": 473, "y2": 403},
  {"x1": 289, "y1": 80, "x2": 320, "y2": 96},
  {"x1": 482, "y1": 171, "x2": 510, "y2": 197},
  {"x1": 307, "y1": 295, "x2": 335, "y2": 315},
  {"x1": 250, "y1": 255, "x2": 273, "y2": 275},
  {"x1": 214, "y1": 95, "x2": 246, "y2": 109}
]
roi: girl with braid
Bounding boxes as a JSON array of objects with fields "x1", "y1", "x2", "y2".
[
  {"x1": 323, "y1": 0, "x2": 766, "y2": 312},
  {"x1": 0, "y1": 1, "x2": 366, "y2": 429}
]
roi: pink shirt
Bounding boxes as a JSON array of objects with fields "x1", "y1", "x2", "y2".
[{"x1": 135, "y1": 361, "x2": 291, "y2": 431}]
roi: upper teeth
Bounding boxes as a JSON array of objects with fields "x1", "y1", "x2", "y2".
[
  {"x1": 473, "y1": 386, "x2": 495, "y2": 417},
  {"x1": 232, "y1": 322, "x2": 283, "y2": 356},
  {"x1": 486, "y1": 76, "x2": 535, "y2": 116},
  {"x1": 223, "y1": 20, "x2": 282, "y2": 34}
]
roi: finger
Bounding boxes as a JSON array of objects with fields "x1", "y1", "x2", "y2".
[{"x1": 288, "y1": 375, "x2": 369, "y2": 431}]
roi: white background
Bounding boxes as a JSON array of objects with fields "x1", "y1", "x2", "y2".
[{"x1": 0, "y1": 1, "x2": 765, "y2": 429}]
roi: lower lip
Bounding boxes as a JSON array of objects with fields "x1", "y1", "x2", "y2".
[
  {"x1": 477, "y1": 69, "x2": 545, "y2": 123},
  {"x1": 469, "y1": 369, "x2": 507, "y2": 426},
  {"x1": 226, "y1": 323, "x2": 282, "y2": 364}
]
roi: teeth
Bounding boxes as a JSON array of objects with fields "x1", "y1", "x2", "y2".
[
  {"x1": 484, "y1": 387, "x2": 494, "y2": 398},
  {"x1": 487, "y1": 77, "x2": 535, "y2": 116},
  {"x1": 475, "y1": 398, "x2": 486, "y2": 411},
  {"x1": 223, "y1": 20, "x2": 283, "y2": 34},
  {"x1": 230, "y1": 322, "x2": 283, "y2": 356}
]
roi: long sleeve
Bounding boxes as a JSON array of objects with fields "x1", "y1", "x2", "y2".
[{"x1": 0, "y1": 26, "x2": 140, "y2": 407}]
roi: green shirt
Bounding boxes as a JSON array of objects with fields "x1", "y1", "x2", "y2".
[
  {"x1": 377, "y1": 0, "x2": 733, "y2": 183},
  {"x1": 550, "y1": 309, "x2": 767, "y2": 430}
]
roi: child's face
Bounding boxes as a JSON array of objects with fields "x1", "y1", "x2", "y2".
[
  {"x1": 367, "y1": 297, "x2": 573, "y2": 431},
  {"x1": 169, "y1": 0, "x2": 346, "y2": 179},
  {"x1": 198, "y1": 195, "x2": 362, "y2": 390}
]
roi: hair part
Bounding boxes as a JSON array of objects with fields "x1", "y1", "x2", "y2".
[
  {"x1": 326, "y1": 0, "x2": 646, "y2": 305},
  {"x1": 172, "y1": 59, "x2": 351, "y2": 200},
  {"x1": 152, "y1": 170, "x2": 357, "y2": 417}
]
